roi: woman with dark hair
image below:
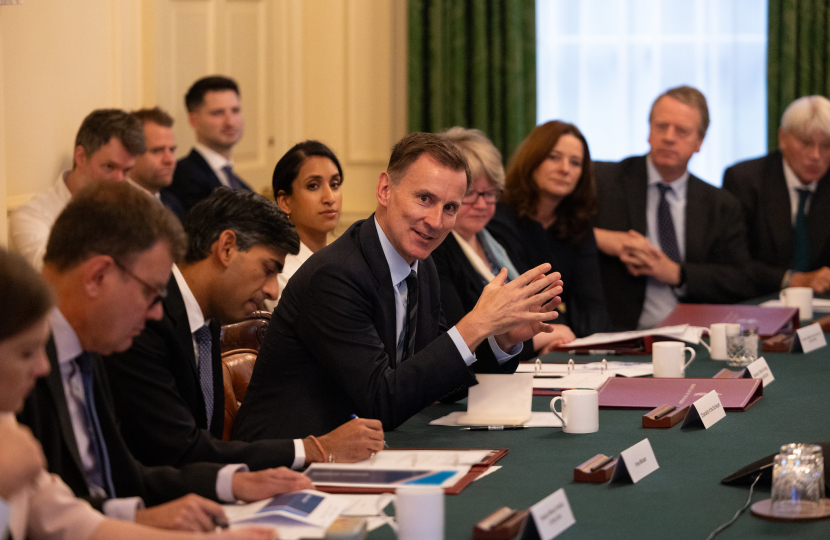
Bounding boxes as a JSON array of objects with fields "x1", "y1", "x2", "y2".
[
  {"x1": 0, "y1": 248, "x2": 272, "y2": 540},
  {"x1": 489, "y1": 121, "x2": 609, "y2": 338},
  {"x1": 271, "y1": 140, "x2": 343, "y2": 303}
]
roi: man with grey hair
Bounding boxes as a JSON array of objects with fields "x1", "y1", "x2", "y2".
[
  {"x1": 723, "y1": 95, "x2": 830, "y2": 295},
  {"x1": 9, "y1": 109, "x2": 146, "y2": 270},
  {"x1": 594, "y1": 85, "x2": 753, "y2": 330}
]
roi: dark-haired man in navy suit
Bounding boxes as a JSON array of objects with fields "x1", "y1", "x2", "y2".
[{"x1": 169, "y1": 76, "x2": 252, "y2": 214}]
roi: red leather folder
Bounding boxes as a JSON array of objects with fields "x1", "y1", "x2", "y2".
[
  {"x1": 311, "y1": 448, "x2": 509, "y2": 495},
  {"x1": 656, "y1": 304, "x2": 799, "y2": 338},
  {"x1": 596, "y1": 378, "x2": 763, "y2": 411}
]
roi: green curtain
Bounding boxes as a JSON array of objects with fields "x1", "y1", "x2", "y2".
[
  {"x1": 768, "y1": 0, "x2": 830, "y2": 150},
  {"x1": 408, "y1": 0, "x2": 536, "y2": 164}
]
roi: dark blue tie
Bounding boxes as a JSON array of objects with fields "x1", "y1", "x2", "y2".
[
  {"x1": 656, "y1": 183, "x2": 681, "y2": 264},
  {"x1": 793, "y1": 188, "x2": 811, "y2": 272},
  {"x1": 401, "y1": 271, "x2": 419, "y2": 362},
  {"x1": 221, "y1": 164, "x2": 247, "y2": 191},
  {"x1": 194, "y1": 326, "x2": 214, "y2": 430},
  {"x1": 73, "y1": 353, "x2": 116, "y2": 498}
]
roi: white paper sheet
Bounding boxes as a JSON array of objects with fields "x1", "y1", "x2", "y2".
[
  {"x1": 352, "y1": 449, "x2": 492, "y2": 468},
  {"x1": 532, "y1": 372, "x2": 610, "y2": 390},
  {"x1": 472, "y1": 465, "x2": 501, "y2": 482},
  {"x1": 430, "y1": 411, "x2": 562, "y2": 427},
  {"x1": 559, "y1": 324, "x2": 689, "y2": 348},
  {"x1": 336, "y1": 494, "x2": 395, "y2": 517},
  {"x1": 225, "y1": 490, "x2": 349, "y2": 539},
  {"x1": 517, "y1": 361, "x2": 653, "y2": 378}
]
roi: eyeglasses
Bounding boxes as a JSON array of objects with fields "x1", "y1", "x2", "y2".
[
  {"x1": 113, "y1": 259, "x2": 168, "y2": 308},
  {"x1": 462, "y1": 189, "x2": 502, "y2": 205}
]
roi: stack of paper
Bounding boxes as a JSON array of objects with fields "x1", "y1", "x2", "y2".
[
  {"x1": 224, "y1": 490, "x2": 349, "y2": 540},
  {"x1": 517, "y1": 361, "x2": 654, "y2": 391}
]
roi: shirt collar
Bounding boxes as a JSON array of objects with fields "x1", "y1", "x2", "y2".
[
  {"x1": 374, "y1": 216, "x2": 418, "y2": 286},
  {"x1": 646, "y1": 154, "x2": 689, "y2": 198},
  {"x1": 172, "y1": 265, "x2": 207, "y2": 333},
  {"x1": 194, "y1": 143, "x2": 232, "y2": 173},
  {"x1": 782, "y1": 158, "x2": 818, "y2": 194},
  {"x1": 48, "y1": 308, "x2": 84, "y2": 366}
]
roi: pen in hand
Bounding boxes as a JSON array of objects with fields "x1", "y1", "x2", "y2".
[{"x1": 352, "y1": 413, "x2": 389, "y2": 448}]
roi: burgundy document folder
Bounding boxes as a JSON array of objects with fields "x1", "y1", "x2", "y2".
[
  {"x1": 656, "y1": 304, "x2": 799, "y2": 338},
  {"x1": 596, "y1": 377, "x2": 763, "y2": 411}
]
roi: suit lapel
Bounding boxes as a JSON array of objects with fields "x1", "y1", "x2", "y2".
[
  {"x1": 808, "y1": 171, "x2": 830, "y2": 264},
  {"x1": 188, "y1": 149, "x2": 223, "y2": 189},
  {"x1": 684, "y1": 176, "x2": 707, "y2": 261},
  {"x1": 623, "y1": 157, "x2": 648, "y2": 234},
  {"x1": 45, "y1": 338, "x2": 85, "y2": 478},
  {"x1": 358, "y1": 216, "x2": 400, "y2": 368},
  {"x1": 165, "y1": 277, "x2": 199, "y2": 379},
  {"x1": 764, "y1": 153, "x2": 794, "y2": 257}
]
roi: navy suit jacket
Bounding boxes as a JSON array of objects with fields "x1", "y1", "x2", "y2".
[
  {"x1": 233, "y1": 217, "x2": 519, "y2": 440},
  {"x1": 18, "y1": 339, "x2": 221, "y2": 511},
  {"x1": 722, "y1": 151, "x2": 830, "y2": 294},
  {"x1": 104, "y1": 277, "x2": 296, "y2": 470},
  {"x1": 169, "y1": 149, "x2": 252, "y2": 214},
  {"x1": 594, "y1": 155, "x2": 754, "y2": 330},
  {"x1": 159, "y1": 189, "x2": 185, "y2": 221}
]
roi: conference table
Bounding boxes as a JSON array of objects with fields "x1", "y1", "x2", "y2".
[{"x1": 366, "y1": 328, "x2": 830, "y2": 539}]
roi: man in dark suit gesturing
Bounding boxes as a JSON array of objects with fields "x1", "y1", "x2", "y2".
[
  {"x1": 233, "y1": 133, "x2": 564, "y2": 443},
  {"x1": 169, "y1": 76, "x2": 252, "y2": 214},
  {"x1": 723, "y1": 95, "x2": 830, "y2": 295},
  {"x1": 593, "y1": 85, "x2": 753, "y2": 330},
  {"x1": 105, "y1": 188, "x2": 383, "y2": 470},
  {"x1": 19, "y1": 182, "x2": 310, "y2": 532}
]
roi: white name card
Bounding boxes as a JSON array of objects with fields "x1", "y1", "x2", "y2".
[
  {"x1": 794, "y1": 323, "x2": 827, "y2": 354},
  {"x1": 745, "y1": 357, "x2": 774, "y2": 387},
  {"x1": 611, "y1": 438, "x2": 659, "y2": 484},
  {"x1": 525, "y1": 488, "x2": 576, "y2": 540},
  {"x1": 681, "y1": 390, "x2": 725, "y2": 429}
]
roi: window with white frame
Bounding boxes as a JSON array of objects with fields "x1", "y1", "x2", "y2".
[{"x1": 536, "y1": 0, "x2": 768, "y2": 186}]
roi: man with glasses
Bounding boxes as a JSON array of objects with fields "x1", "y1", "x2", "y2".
[
  {"x1": 233, "y1": 132, "x2": 564, "y2": 441},
  {"x1": 19, "y1": 182, "x2": 312, "y2": 533},
  {"x1": 104, "y1": 188, "x2": 384, "y2": 472},
  {"x1": 723, "y1": 95, "x2": 830, "y2": 295}
]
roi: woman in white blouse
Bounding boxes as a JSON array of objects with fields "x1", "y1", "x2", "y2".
[
  {"x1": 272, "y1": 141, "x2": 343, "y2": 303},
  {"x1": 0, "y1": 248, "x2": 274, "y2": 540}
]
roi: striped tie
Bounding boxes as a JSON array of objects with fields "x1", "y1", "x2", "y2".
[
  {"x1": 73, "y1": 353, "x2": 116, "y2": 498},
  {"x1": 401, "y1": 271, "x2": 419, "y2": 362},
  {"x1": 221, "y1": 164, "x2": 247, "y2": 191},
  {"x1": 194, "y1": 326, "x2": 214, "y2": 430}
]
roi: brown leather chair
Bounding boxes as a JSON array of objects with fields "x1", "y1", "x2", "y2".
[
  {"x1": 220, "y1": 310, "x2": 271, "y2": 353},
  {"x1": 220, "y1": 349, "x2": 258, "y2": 441}
]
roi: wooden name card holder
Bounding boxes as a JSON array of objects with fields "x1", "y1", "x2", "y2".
[
  {"x1": 574, "y1": 453, "x2": 617, "y2": 483},
  {"x1": 473, "y1": 507, "x2": 529, "y2": 540},
  {"x1": 642, "y1": 404, "x2": 690, "y2": 428}
]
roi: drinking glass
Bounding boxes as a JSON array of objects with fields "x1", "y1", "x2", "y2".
[{"x1": 771, "y1": 453, "x2": 824, "y2": 515}]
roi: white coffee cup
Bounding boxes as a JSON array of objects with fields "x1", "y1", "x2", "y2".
[
  {"x1": 652, "y1": 341, "x2": 696, "y2": 377},
  {"x1": 708, "y1": 323, "x2": 741, "y2": 361},
  {"x1": 780, "y1": 287, "x2": 813, "y2": 320},
  {"x1": 395, "y1": 485, "x2": 444, "y2": 540},
  {"x1": 549, "y1": 389, "x2": 599, "y2": 434}
]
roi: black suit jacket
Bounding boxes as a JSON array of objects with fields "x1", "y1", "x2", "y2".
[
  {"x1": 430, "y1": 232, "x2": 535, "y2": 364},
  {"x1": 168, "y1": 149, "x2": 252, "y2": 214},
  {"x1": 594, "y1": 155, "x2": 754, "y2": 330},
  {"x1": 487, "y1": 204, "x2": 610, "y2": 338},
  {"x1": 18, "y1": 339, "x2": 221, "y2": 511},
  {"x1": 159, "y1": 189, "x2": 185, "y2": 221},
  {"x1": 104, "y1": 278, "x2": 296, "y2": 470},
  {"x1": 233, "y1": 216, "x2": 519, "y2": 440},
  {"x1": 722, "y1": 151, "x2": 830, "y2": 294}
]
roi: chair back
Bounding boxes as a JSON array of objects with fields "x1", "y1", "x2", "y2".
[
  {"x1": 220, "y1": 348, "x2": 258, "y2": 441},
  {"x1": 220, "y1": 310, "x2": 271, "y2": 353}
]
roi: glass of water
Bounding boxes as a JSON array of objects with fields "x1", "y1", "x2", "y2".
[{"x1": 726, "y1": 319, "x2": 758, "y2": 367}]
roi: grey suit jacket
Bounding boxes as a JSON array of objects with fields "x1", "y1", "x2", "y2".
[{"x1": 594, "y1": 155, "x2": 754, "y2": 330}]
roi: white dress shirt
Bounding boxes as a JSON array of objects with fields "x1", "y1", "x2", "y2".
[
  {"x1": 373, "y1": 218, "x2": 519, "y2": 364},
  {"x1": 194, "y1": 143, "x2": 235, "y2": 188},
  {"x1": 8, "y1": 171, "x2": 73, "y2": 271},
  {"x1": 171, "y1": 266, "x2": 306, "y2": 469},
  {"x1": 638, "y1": 156, "x2": 690, "y2": 330},
  {"x1": 782, "y1": 158, "x2": 818, "y2": 225},
  {"x1": 274, "y1": 241, "x2": 314, "y2": 305},
  {"x1": 49, "y1": 307, "x2": 245, "y2": 518}
]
